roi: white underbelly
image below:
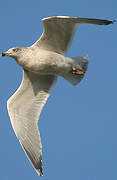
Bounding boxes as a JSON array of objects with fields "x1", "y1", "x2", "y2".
[{"x1": 20, "y1": 50, "x2": 72, "y2": 76}]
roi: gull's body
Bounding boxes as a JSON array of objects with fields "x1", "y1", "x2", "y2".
[{"x1": 1, "y1": 16, "x2": 114, "y2": 176}]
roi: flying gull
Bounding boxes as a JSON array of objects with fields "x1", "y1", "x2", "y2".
[{"x1": 0, "y1": 16, "x2": 114, "y2": 176}]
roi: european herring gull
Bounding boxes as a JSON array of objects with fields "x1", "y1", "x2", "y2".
[{"x1": 1, "y1": 16, "x2": 114, "y2": 176}]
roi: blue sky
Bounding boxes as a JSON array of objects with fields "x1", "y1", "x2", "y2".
[{"x1": 0, "y1": 0, "x2": 116, "y2": 179}]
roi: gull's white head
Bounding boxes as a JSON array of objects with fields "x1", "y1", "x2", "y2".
[{"x1": 1, "y1": 47, "x2": 25, "y2": 59}]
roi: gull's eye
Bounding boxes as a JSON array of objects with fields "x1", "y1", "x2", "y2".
[
  {"x1": 12, "y1": 48, "x2": 17, "y2": 52},
  {"x1": 12, "y1": 48, "x2": 20, "y2": 52}
]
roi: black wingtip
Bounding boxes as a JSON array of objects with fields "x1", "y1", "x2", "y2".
[
  {"x1": 36, "y1": 156, "x2": 43, "y2": 176},
  {"x1": 36, "y1": 168, "x2": 43, "y2": 177},
  {"x1": 105, "y1": 19, "x2": 116, "y2": 25},
  {"x1": 21, "y1": 143, "x2": 43, "y2": 176}
]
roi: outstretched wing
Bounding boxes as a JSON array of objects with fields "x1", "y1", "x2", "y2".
[
  {"x1": 33, "y1": 16, "x2": 114, "y2": 54},
  {"x1": 7, "y1": 70, "x2": 57, "y2": 176}
]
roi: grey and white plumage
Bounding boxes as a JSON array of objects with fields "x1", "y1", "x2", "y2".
[{"x1": 1, "y1": 16, "x2": 114, "y2": 176}]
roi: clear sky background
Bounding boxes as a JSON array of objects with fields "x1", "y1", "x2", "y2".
[{"x1": 0, "y1": 0, "x2": 116, "y2": 180}]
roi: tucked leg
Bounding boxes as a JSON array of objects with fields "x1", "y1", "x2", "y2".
[{"x1": 72, "y1": 67, "x2": 85, "y2": 75}]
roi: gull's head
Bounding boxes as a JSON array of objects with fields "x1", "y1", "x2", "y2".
[{"x1": 1, "y1": 47, "x2": 24, "y2": 59}]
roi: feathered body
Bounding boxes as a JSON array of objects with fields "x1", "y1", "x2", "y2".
[{"x1": 1, "y1": 16, "x2": 114, "y2": 176}]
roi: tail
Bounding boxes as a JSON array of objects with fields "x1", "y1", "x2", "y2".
[{"x1": 62, "y1": 56, "x2": 88, "y2": 85}]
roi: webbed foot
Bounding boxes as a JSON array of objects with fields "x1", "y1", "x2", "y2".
[{"x1": 72, "y1": 67, "x2": 85, "y2": 75}]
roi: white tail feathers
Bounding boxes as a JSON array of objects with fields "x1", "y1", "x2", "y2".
[{"x1": 63, "y1": 56, "x2": 88, "y2": 85}]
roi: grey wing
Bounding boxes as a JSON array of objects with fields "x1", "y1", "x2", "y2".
[
  {"x1": 7, "y1": 70, "x2": 57, "y2": 176},
  {"x1": 33, "y1": 16, "x2": 114, "y2": 54}
]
